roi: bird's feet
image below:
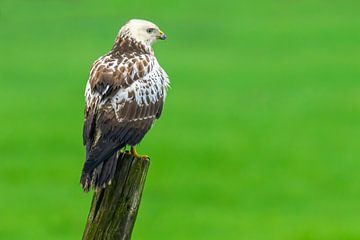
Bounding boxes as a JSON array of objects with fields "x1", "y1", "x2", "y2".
[{"x1": 130, "y1": 146, "x2": 150, "y2": 160}]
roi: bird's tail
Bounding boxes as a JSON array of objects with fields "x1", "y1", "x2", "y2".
[
  {"x1": 80, "y1": 144, "x2": 123, "y2": 192},
  {"x1": 80, "y1": 152, "x2": 120, "y2": 192}
]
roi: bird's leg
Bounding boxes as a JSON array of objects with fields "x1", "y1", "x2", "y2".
[{"x1": 130, "y1": 146, "x2": 150, "y2": 160}]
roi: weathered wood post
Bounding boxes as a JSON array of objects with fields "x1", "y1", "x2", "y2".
[{"x1": 82, "y1": 152, "x2": 150, "y2": 240}]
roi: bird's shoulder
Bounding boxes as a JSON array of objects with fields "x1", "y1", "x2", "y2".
[{"x1": 88, "y1": 50, "x2": 156, "y2": 97}]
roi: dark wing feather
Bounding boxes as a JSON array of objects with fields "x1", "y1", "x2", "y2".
[{"x1": 109, "y1": 94, "x2": 164, "y2": 146}]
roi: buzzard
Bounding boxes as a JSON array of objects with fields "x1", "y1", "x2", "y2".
[{"x1": 80, "y1": 19, "x2": 170, "y2": 192}]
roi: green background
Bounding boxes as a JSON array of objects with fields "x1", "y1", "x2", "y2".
[{"x1": 1, "y1": 0, "x2": 360, "y2": 239}]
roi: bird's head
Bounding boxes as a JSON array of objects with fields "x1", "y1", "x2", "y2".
[{"x1": 119, "y1": 19, "x2": 167, "y2": 46}]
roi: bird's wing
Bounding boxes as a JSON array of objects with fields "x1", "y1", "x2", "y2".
[
  {"x1": 83, "y1": 52, "x2": 153, "y2": 145},
  {"x1": 106, "y1": 63, "x2": 168, "y2": 147},
  {"x1": 82, "y1": 52, "x2": 167, "y2": 171}
]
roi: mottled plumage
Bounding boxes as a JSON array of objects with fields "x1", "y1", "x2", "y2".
[{"x1": 81, "y1": 20, "x2": 169, "y2": 192}]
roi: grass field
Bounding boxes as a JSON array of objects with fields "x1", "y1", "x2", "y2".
[{"x1": 1, "y1": 0, "x2": 360, "y2": 239}]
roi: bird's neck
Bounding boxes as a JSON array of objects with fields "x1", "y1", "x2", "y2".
[{"x1": 112, "y1": 34, "x2": 153, "y2": 55}]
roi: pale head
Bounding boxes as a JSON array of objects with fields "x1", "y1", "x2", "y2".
[{"x1": 119, "y1": 19, "x2": 166, "y2": 46}]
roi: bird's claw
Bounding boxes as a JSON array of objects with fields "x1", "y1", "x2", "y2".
[{"x1": 140, "y1": 155, "x2": 150, "y2": 160}]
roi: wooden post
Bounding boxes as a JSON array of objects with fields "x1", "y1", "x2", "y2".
[{"x1": 82, "y1": 152, "x2": 150, "y2": 240}]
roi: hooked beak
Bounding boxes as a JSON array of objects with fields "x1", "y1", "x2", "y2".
[{"x1": 158, "y1": 30, "x2": 167, "y2": 40}]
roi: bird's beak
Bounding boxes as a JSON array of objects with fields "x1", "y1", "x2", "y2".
[{"x1": 158, "y1": 30, "x2": 167, "y2": 40}]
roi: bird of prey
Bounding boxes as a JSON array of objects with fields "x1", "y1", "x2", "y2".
[{"x1": 80, "y1": 19, "x2": 170, "y2": 192}]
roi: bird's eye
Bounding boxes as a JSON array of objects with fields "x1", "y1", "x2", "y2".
[{"x1": 147, "y1": 28, "x2": 155, "y2": 34}]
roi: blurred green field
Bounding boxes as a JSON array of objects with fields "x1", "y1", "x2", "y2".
[{"x1": 1, "y1": 0, "x2": 360, "y2": 239}]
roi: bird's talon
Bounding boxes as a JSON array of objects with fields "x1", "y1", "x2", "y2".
[{"x1": 130, "y1": 146, "x2": 149, "y2": 159}]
